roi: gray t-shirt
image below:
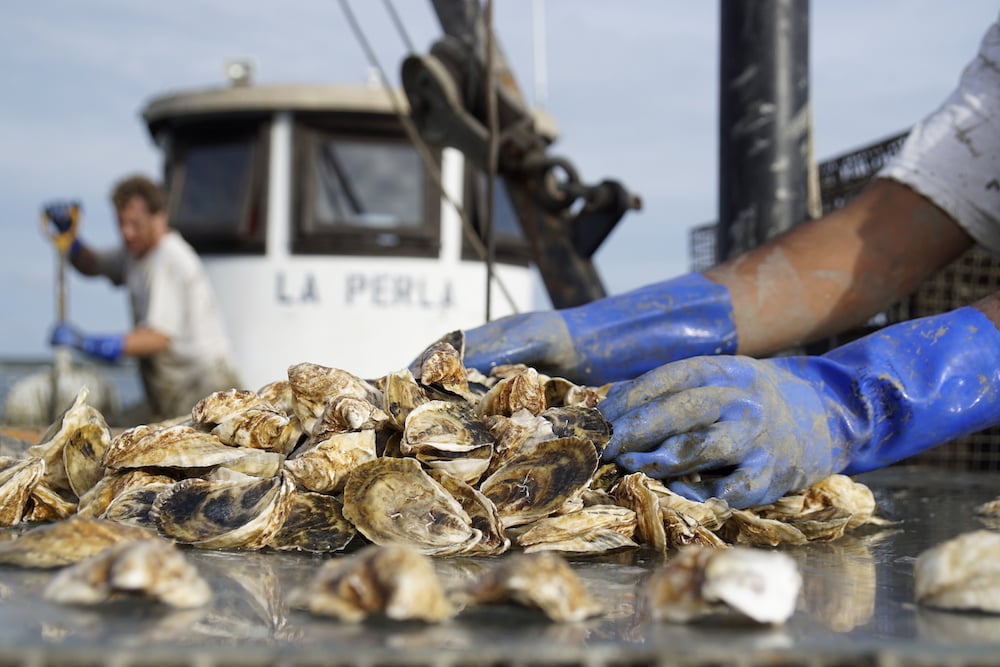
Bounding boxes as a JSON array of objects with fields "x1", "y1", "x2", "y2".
[
  {"x1": 879, "y1": 15, "x2": 1000, "y2": 252},
  {"x1": 96, "y1": 230, "x2": 240, "y2": 418}
]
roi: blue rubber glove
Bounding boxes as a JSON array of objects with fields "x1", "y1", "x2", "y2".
[
  {"x1": 598, "y1": 306, "x2": 1000, "y2": 508},
  {"x1": 463, "y1": 273, "x2": 738, "y2": 385},
  {"x1": 50, "y1": 322, "x2": 124, "y2": 363}
]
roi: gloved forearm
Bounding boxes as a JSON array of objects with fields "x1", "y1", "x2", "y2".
[
  {"x1": 464, "y1": 273, "x2": 738, "y2": 384},
  {"x1": 599, "y1": 305, "x2": 1000, "y2": 507},
  {"x1": 50, "y1": 323, "x2": 124, "y2": 362}
]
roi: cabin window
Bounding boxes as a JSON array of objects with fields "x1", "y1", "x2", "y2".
[
  {"x1": 163, "y1": 121, "x2": 268, "y2": 254},
  {"x1": 294, "y1": 121, "x2": 439, "y2": 257},
  {"x1": 461, "y1": 171, "x2": 533, "y2": 266}
]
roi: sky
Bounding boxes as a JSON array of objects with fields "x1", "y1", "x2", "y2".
[{"x1": 0, "y1": 1, "x2": 996, "y2": 359}]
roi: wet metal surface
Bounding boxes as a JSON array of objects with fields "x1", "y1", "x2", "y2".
[{"x1": 0, "y1": 466, "x2": 998, "y2": 664}]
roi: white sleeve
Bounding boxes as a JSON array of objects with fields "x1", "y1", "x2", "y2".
[{"x1": 878, "y1": 16, "x2": 1000, "y2": 254}]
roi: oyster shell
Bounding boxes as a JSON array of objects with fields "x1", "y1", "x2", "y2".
[
  {"x1": 513, "y1": 505, "x2": 638, "y2": 555},
  {"x1": 256, "y1": 379, "x2": 296, "y2": 415},
  {"x1": 0, "y1": 517, "x2": 152, "y2": 568},
  {"x1": 77, "y1": 470, "x2": 176, "y2": 518},
  {"x1": 102, "y1": 424, "x2": 247, "y2": 470},
  {"x1": 380, "y1": 368, "x2": 429, "y2": 430},
  {"x1": 283, "y1": 430, "x2": 376, "y2": 494},
  {"x1": 915, "y1": 529, "x2": 1000, "y2": 613},
  {"x1": 266, "y1": 491, "x2": 356, "y2": 553},
  {"x1": 661, "y1": 508, "x2": 729, "y2": 549},
  {"x1": 719, "y1": 509, "x2": 809, "y2": 547},
  {"x1": 287, "y1": 362, "x2": 380, "y2": 435},
  {"x1": 643, "y1": 545, "x2": 801, "y2": 624},
  {"x1": 25, "y1": 481, "x2": 78, "y2": 522},
  {"x1": 151, "y1": 473, "x2": 294, "y2": 549},
  {"x1": 402, "y1": 400, "x2": 495, "y2": 484},
  {"x1": 476, "y1": 367, "x2": 546, "y2": 418},
  {"x1": 413, "y1": 333, "x2": 472, "y2": 398},
  {"x1": 291, "y1": 544, "x2": 456, "y2": 623},
  {"x1": 460, "y1": 551, "x2": 602, "y2": 622},
  {"x1": 191, "y1": 388, "x2": 264, "y2": 425},
  {"x1": 428, "y1": 469, "x2": 509, "y2": 556},
  {"x1": 27, "y1": 387, "x2": 109, "y2": 496},
  {"x1": 480, "y1": 436, "x2": 597, "y2": 529},
  {"x1": 44, "y1": 538, "x2": 211, "y2": 608},
  {"x1": 313, "y1": 395, "x2": 388, "y2": 437},
  {"x1": 211, "y1": 406, "x2": 298, "y2": 454},
  {"x1": 102, "y1": 482, "x2": 173, "y2": 530},
  {"x1": 541, "y1": 405, "x2": 613, "y2": 454},
  {"x1": 0, "y1": 457, "x2": 45, "y2": 526},
  {"x1": 342, "y1": 457, "x2": 479, "y2": 556}
]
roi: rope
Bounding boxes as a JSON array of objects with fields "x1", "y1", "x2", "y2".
[{"x1": 337, "y1": 0, "x2": 520, "y2": 314}]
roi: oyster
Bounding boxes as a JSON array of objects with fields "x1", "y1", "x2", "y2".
[
  {"x1": 413, "y1": 332, "x2": 472, "y2": 398},
  {"x1": 543, "y1": 376, "x2": 607, "y2": 409},
  {"x1": 27, "y1": 387, "x2": 109, "y2": 496},
  {"x1": 25, "y1": 481, "x2": 78, "y2": 522},
  {"x1": 642, "y1": 545, "x2": 801, "y2": 624},
  {"x1": 342, "y1": 457, "x2": 479, "y2": 556},
  {"x1": 480, "y1": 436, "x2": 597, "y2": 528},
  {"x1": 915, "y1": 529, "x2": 1000, "y2": 613},
  {"x1": 476, "y1": 367, "x2": 546, "y2": 418},
  {"x1": 77, "y1": 470, "x2": 175, "y2": 518},
  {"x1": 719, "y1": 509, "x2": 809, "y2": 547},
  {"x1": 402, "y1": 400, "x2": 495, "y2": 484},
  {"x1": 513, "y1": 505, "x2": 638, "y2": 555},
  {"x1": 211, "y1": 406, "x2": 298, "y2": 454},
  {"x1": 44, "y1": 538, "x2": 211, "y2": 608},
  {"x1": 287, "y1": 362, "x2": 380, "y2": 435},
  {"x1": 460, "y1": 551, "x2": 602, "y2": 622},
  {"x1": 661, "y1": 508, "x2": 729, "y2": 549},
  {"x1": 540, "y1": 405, "x2": 613, "y2": 454},
  {"x1": 283, "y1": 430, "x2": 376, "y2": 494},
  {"x1": 313, "y1": 395, "x2": 388, "y2": 437},
  {"x1": 151, "y1": 473, "x2": 294, "y2": 549},
  {"x1": 102, "y1": 482, "x2": 173, "y2": 530},
  {"x1": 266, "y1": 491, "x2": 356, "y2": 553},
  {"x1": 0, "y1": 457, "x2": 45, "y2": 526},
  {"x1": 191, "y1": 388, "x2": 264, "y2": 425},
  {"x1": 380, "y1": 368, "x2": 429, "y2": 430},
  {"x1": 0, "y1": 517, "x2": 152, "y2": 568},
  {"x1": 102, "y1": 424, "x2": 248, "y2": 470},
  {"x1": 291, "y1": 544, "x2": 455, "y2": 623},
  {"x1": 256, "y1": 379, "x2": 297, "y2": 415},
  {"x1": 428, "y1": 469, "x2": 509, "y2": 556}
]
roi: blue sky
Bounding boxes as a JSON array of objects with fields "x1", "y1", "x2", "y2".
[{"x1": 0, "y1": 1, "x2": 996, "y2": 358}]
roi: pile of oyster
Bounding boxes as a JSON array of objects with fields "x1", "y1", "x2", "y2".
[{"x1": 0, "y1": 332, "x2": 885, "y2": 622}]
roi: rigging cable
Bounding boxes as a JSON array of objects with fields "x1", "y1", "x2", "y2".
[
  {"x1": 483, "y1": 0, "x2": 498, "y2": 323},
  {"x1": 337, "y1": 0, "x2": 519, "y2": 314}
]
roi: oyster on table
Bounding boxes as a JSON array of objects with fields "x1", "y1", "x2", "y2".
[
  {"x1": 459, "y1": 551, "x2": 603, "y2": 622},
  {"x1": 290, "y1": 544, "x2": 456, "y2": 623},
  {"x1": 0, "y1": 456, "x2": 45, "y2": 526},
  {"x1": 642, "y1": 545, "x2": 801, "y2": 624},
  {"x1": 43, "y1": 537, "x2": 211, "y2": 608},
  {"x1": 0, "y1": 517, "x2": 152, "y2": 568},
  {"x1": 266, "y1": 491, "x2": 357, "y2": 553},
  {"x1": 915, "y1": 529, "x2": 1000, "y2": 613}
]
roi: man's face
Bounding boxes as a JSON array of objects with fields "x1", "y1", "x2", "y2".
[{"x1": 116, "y1": 195, "x2": 166, "y2": 258}]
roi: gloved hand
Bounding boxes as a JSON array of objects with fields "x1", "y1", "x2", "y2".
[
  {"x1": 463, "y1": 273, "x2": 738, "y2": 385},
  {"x1": 50, "y1": 322, "x2": 124, "y2": 362},
  {"x1": 598, "y1": 306, "x2": 1000, "y2": 508},
  {"x1": 41, "y1": 201, "x2": 82, "y2": 258}
]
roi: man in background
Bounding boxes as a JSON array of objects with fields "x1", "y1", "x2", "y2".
[{"x1": 49, "y1": 174, "x2": 241, "y2": 423}]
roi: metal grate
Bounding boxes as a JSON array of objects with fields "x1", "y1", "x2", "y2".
[{"x1": 689, "y1": 130, "x2": 1000, "y2": 471}]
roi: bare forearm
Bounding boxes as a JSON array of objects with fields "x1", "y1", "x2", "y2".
[
  {"x1": 704, "y1": 179, "x2": 974, "y2": 356},
  {"x1": 122, "y1": 327, "x2": 171, "y2": 357}
]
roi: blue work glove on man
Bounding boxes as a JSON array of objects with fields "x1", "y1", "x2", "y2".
[
  {"x1": 463, "y1": 273, "x2": 738, "y2": 385},
  {"x1": 598, "y1": 306, "x2": 1000, "y2": 508},
  {"x1": 50, "y1": 322, "x2": 124, "y2": 363}
]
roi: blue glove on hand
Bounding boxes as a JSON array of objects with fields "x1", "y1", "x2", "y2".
[
  {"x1": 463, "y1": 273, "x2": 738, "y2": 385},
  {"x1": 598, "y1": 306, "x2": 1000, "y2": 508},
  {"x1": 50, "y1": 322, "x2": 124, "y2": 363}
]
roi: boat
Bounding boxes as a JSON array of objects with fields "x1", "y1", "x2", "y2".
[{"x1": 140, "y1": 73, "x2": 541, "y2": 388}]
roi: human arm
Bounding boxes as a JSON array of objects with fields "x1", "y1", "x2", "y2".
[
  {"x1": 51, "y1": 323, "x2": 170, "y2": 361},
  {"x1": 598, "y1": 290, "x2": 1000, "y2": 508}
]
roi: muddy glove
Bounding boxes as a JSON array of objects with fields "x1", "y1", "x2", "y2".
[
  {"x1": 463, "y1": 273, "x2": 737, "y2": 385},
  {"x1": 50, "y1": 322, "x2": 124, "y2": 362},
  {"x1": 598, "y1": 306, "x2": 1000, "y2": 508}
]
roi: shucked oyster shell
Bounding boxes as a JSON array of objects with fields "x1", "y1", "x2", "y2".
[
  {"x1": 342, "y1": 457, "x2": 480, "y2": 556},
  {"x1": 43, "y1": 537, "x2": 211, "y2": 609},
  {"x1": 291, "y1": 544, "x2": 456, "y2": 623},
  {"x1": 479, "y1": 436, "x2": 598, "y2": 528}
]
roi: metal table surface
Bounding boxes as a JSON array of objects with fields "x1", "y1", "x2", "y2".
[{"x1": 0, "y1": 466, "x2": 998, "y2": 667}]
